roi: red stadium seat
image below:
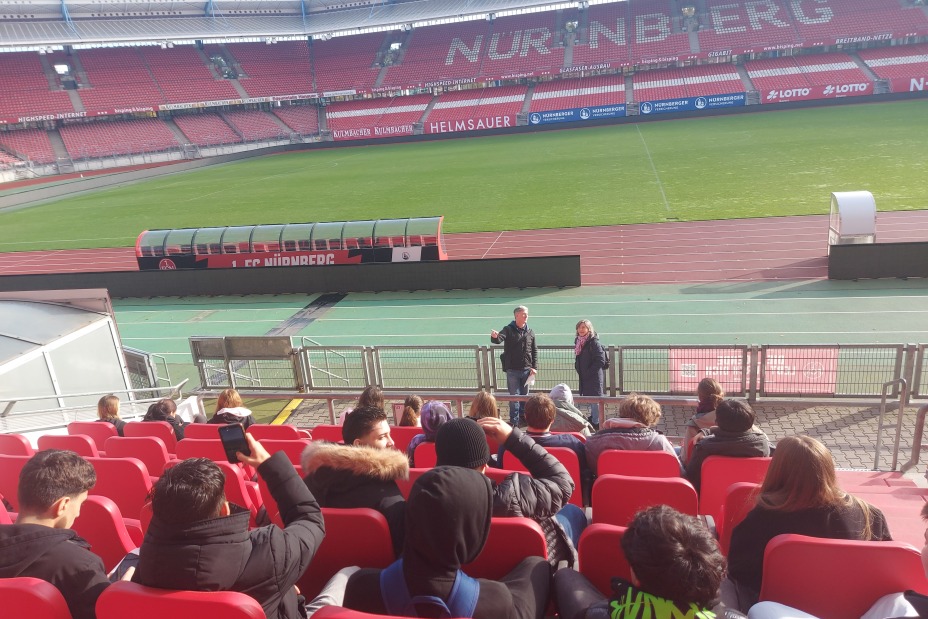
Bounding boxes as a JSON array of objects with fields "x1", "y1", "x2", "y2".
[
  {"x1": 758, "y1": 534, "x2": 928, "y2": 619},
  {"x1": 71, "y1": 495, "x2": 138, "y2": 572},
  {"x1": 0, "y1": 433, "x2": 34, "y2": 456},
  {"x1": 97, "y1": 581, "x2": 266, "y2": 619},
  {"x1": 104, "y1": 436, "x2": 174, "y2": 477},
  {"x1": 87, "y1": 456, "x2": 153, "y2": 520},
  {"x1": 182, "y1": 423, "x2": 222, "y2": 439},
  {"x1": 412, "y1": 441, "x2": 437, "y2": 468},
  {"x1": 257, "y1": 439, "x2": 310, "y2": 466},
  {"x1": 214, "y1": 461, "x2": 262, "y2": 527},
  {"x1": 596, "y1": 449, "x2": 681, "y2": 478},
  {"x1": 387, "y1": 425, "x2": 423, "y2": 454},
  {"x1": 463, "y1": 517, "x2": 547, "y2": 579},
  {"x1": 591, "y1": 474, "x2": 698, "y2": 526},
  {"x1": 124, "y1": 421, "x2": 178, "y2": 454},
  {"x1": 175, "y1": 438, "x2": 256, "y2": 479},
  {"x1": 37, "y1": 434, "x2": 100, "y2": 458},
  {"x1": 0, "y1": 454, "x2": 28, "y2": 511},
  {"x1": 310, "y1": 424, "x2": 344, "y2": 443},
  {"x1": 718, "y1": 482, "x2": 760, "y2": 556},
  {"x1": 502, "y1": 446, "x2": 584, "y2": 507},
  {"x1": 247, "y1": 424, "x2": 302, "y2": 440},
  {"x1": 258, "y1": 464, "x2": 303, "y2": 528},
  {"x1": 68, "y1": 421, "x2": 117, "y2": 452},
  {"x1": 0, "y1": 577, "x2": 72, "y2": 619},
  {"x1": 315, "y1": 608, "x2": 466, "y2": 619},
  {"x1": 578, "y1": 523, "x2": 631, "y2": 596},
  {"x1": 698, "y1": 456, "x2": 771, "y2": 525},
  {"x1": 0, "y1": 495, "x2": 13, "y2": 524}
]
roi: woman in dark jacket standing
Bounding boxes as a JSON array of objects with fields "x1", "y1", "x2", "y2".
[{"x1": 574, "y1": 319, "x2": 607, "y2": 430}]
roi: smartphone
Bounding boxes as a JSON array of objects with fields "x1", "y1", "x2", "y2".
[{"x1": 218, "y1": 423, "x2": 251, "y2": 464}]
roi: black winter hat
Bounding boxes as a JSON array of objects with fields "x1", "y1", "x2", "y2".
[{"x1": 436, "y1": 418, "x2": 490, "y2": 469}]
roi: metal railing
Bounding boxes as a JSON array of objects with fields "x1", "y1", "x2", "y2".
[{"x1": 189, "y1": 337, "x2": 922, "y2": 405}]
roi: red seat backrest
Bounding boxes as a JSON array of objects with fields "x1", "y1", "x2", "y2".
[
  {"x1": 0, "y1": 433, "x2": 34, "y2": 456},
  {"x1": 699, "y1": 456, "x2": 771, "y2": 524},
  {"x1": 578, "y1": 523, "x2": 631, "y2": 596},
  {"x1": 213, "y1": 461, "x2": 260, "y2": 527},
  {"x1": 718, "y1": 482, "x2": 760, "y2": 556},
  {"x1": 597, "y1": 449, "x2": 681, "y2": 478},
  {"x1": 247, "y1": 424, "x2": 301, "y2": 441},
  {"x1": 413, "y1": 441, "x2": 437, "y2": 468},
  {"x1": 257, "y1": 439, "x2": 311, "y2": 466},
  {"x1": 86, "y1": 456, "x2": 153, "y2": 519},
  {"x1": 0, "y1": 496, "x2": 13, "y2": 524},
  {"x1": 388, "y1": 425, "x2": 423, "y2": 454},
  {"x1": 0, "y1": 577, "x2": 72, "y2": 619},
  {"x1": 104, "y1": 436, "x2": 173, "y2": 477},
  {"x1": 0, "y1": 454, "x2": 29, "y2": 511},
  {"x1": 124, "y1": 421, "x2": 178, "y2": 453},
  {"x1": 68, "y1": 421, "x2": 118, "y2": 451},
  {"x1": 71, "y1": 495, "x2": 137, "y2": 572},
  {"x1": 97, "y1": 581, "x2": 266, "y2": 619},
  {"x1": 258, "y1": 464, "x2": 303, "y2": 528},
  {"x1": 591, "y1": 474, "x2": 698, "y2": 526},
  {"x1": 315, "y1": 607, "x2": 467, "y2": 619},
  {"x1": 37, "y1": 434, "x2": 100, "y2": 458},
  {"x1": 309, "y1": 424, "x2": 344, "y2": 443},
  {"x1": 463, "y1": 517, "x2": 547, "y2": 579},
  {"x1": 758, "y1": 534, "x2": 928, "y2": 619},
  {"x1": 175, "y1": 439, "x2": 256, "y2": 479},
  {"x1": 398, "y1": 467, "x2": 520, "y2": 499},
  {"x1": 502, "y1": 446, "x2": 584, "y2": 507},
  {"x1": 182, "y1": 424, "x2": 222, "y2": 439},
  {"x1": 296, "y1": 507, "x2": 394, "y2": 600}
]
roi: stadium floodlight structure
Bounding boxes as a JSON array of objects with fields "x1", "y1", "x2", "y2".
[{"x1": 0, "y1": 0, "x2": 587, "y2": 49}]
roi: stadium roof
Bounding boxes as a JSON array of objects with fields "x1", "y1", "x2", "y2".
[{"x1": 0, "y1": 0, "x2": 600, "y2": 48}]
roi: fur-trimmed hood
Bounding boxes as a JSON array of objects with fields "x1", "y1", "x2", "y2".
[{"x1": 301, "y1": 441, "x2": 409, "y2": 482}]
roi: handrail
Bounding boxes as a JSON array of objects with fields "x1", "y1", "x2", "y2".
[
  {"x1": 873, "y1": 378, "x2": 907, "y2": 470},
  {"x1": 0, "y1": 379, "x2": 188, "y2": 418},
  {"x1": 900, "y1": 403, "x2": 928, "y2": 474}
]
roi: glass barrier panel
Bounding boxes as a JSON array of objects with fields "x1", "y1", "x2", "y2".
[
  {"x1": 251, "y1": 224, "x2": 285, "y2": 253},
  {"x1": 220, "y1": 226, "x2": 253, "y2": 254},
  {"x1": 281, "y1": 223, "x2": 316, "y2": 252}
]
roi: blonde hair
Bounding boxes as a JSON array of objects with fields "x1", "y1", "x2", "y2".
[
  {"x1": 97, "y1": 394, "x2": 120, "y2": 420},
  {"x1": 470, "y1": 391, "x2": 499, "y2": 420},
  {"x1": 216, "y1": 388, "x2": 243, "y2": 412},
  {"x1": 575, "y1": 319, "x2": 596, "y2": 337},
  {"x1": 697, "y1": 377, "x2": 724, "y2": 409},
  {"x1": 618, "y1": 393, "x2": 662, "y2": 427},
  {"x1": 758, "y1": 435, "x2": 874, "y2": 538},
  {"x1": 400, "y1": 395, "x2": 422, "y2": 427}
]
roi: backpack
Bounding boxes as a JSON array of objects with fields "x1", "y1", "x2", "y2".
[{"x1": 380, "y1": 559, "x2": 480, "y2": 618}]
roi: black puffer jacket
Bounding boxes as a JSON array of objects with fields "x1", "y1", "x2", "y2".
[
  {"x1": 134, "y1": 452, "x2": 325, "y2": 619},
  {"x1": 575, "y1": 336, "x2": 606, "y2": 397},
  {"x1": 493, "y1": 321, "x2": 538, "y2": 372},
  {"x1": 684, "y1": 428, "x2": 771, "y2": 493},
  {"x1": 0, "y1": 525, "x2": 109, "y2": 619},
  {"x1": 301, "y1": 441, "x2": 409, "y2": 555},
  {"x1": 494, "y1": 428, "x2": 577, "y2": 566}
]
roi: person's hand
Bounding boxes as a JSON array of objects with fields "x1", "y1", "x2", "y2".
[
  {"x1": 120, "y1": 566, "x2": 135, "y2": 581},
  {"x1": 237, "y1": 433, "x2": 271, "y2": 467},
  {"x1": 490, "y1": 329, "x2": 499, "y2": 339},
  {"x1": 477, "y1": 417, "x2": 513, "y2": 443},
  {"x1": 529, "y1": 368, "x2": 537, "y2": 376}
]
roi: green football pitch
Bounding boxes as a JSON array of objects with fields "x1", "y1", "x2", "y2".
[{"x1": 1, "y1": 99, "x2": 926, "y2": 252}]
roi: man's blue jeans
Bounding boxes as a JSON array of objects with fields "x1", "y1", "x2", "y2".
[
  {"x1": 554, "y1": 503, "x2": 588, "y2": 549},
  {"x1": 506, "y1": 368, "x2": 531, "y2": 425}
]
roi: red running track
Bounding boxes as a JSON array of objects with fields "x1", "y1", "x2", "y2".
[{"x1": 2, "y1": 211, "x2": 927, "y2": 285}]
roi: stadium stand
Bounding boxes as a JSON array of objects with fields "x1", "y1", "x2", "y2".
[
  {"x1": 629, "y1": 0, "x2": 693, "y2": 62},
  {"x1": 478, "y1": 12, "x2": 565, "y2": 78},
  {"x1": 139, "y1": 46, "x2": 240, "y2": 104},
  {"x1": 312, "y1": 33, "x2": 386, "y2": 93},
  {"x1": 0, "y1": 52, "x2": 75, "y2": 120},
  {"x1": 632, "y1": 67, "x2": 689, "y2": 101},
  {"x1": 173, "y1": 113, "x2": 242, "y2": 146},
  {"x1": 325, "y1": 94, "x2": 431, "y2": 138},
  {"x1": 272, "y1": 105, "x2": 320, "y2": 135},
  {"x1": 0, "y1": 128, "x2": 57, "y2": 164},
  {"x1": 859, "y1": 43, "x2": 928, "y2": 81},
  {"x1": 571, "y1": 1, "x2": 631, "y2": 66},
  {"x1": 792, "y1": 52, "x2": 871, "y2": 86},
  {"x1": 697, "y1": 0, "x2": 799, "y2": 53},
  {"x1": 426, "y1": 86, "x2": 526, "y2": 131},
  {"x1": 529, "y1": 75, "x2": 626, "y2": 112},
  {"x1": 76, "y1": 48, "x2": 166, "y2": 112},
  {"x1": 746, "y1": 56, "x2": 814, "y2": 92},
  {"x1": 59, "y1": 118, "x2": 179, "y2": 159},
  {"x1": 222, "y1": 110, "x2": 288, "y2": 141},
  {"x1": 633, "y1": 64, "x2": 744, "y2": 101},
  {"x1": 224, "y1": 41, "x2": 315, "y2": 98},
  {"x1": 0, "y1": 150, "x2": 20, "y2": 167},
  {"x1": 790, "y1": 0, "x2": 928, "y2": 43},
  {"x1": 381, "y1": 21, "x2": 488, "y2": 87}
]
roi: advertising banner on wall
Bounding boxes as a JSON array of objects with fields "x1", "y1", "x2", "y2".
[
  {"x1": 761, "y1": 82, "x2": 872, "y2": 104},
  {"x1": 890, "y1": 76, "x2": 927, "y2": 93},
  {"x1": 527, "y1": 104, "x2": 627, "y2": 126},
  {"x1": 425, "y1": 114, "x2": 516, "y2": 135},
  {"x1": 331, "y1": 124, "x2": 415, "y2": 141},
  {"x1": 637, "y1": 92, "x2": 745, "y2": 115},
  {"x1": 761, "y1": 347, "x2": 839, "y2": 395},
  {"x1": 668, "y1": 348, "x2": 746, "y2": 394}
]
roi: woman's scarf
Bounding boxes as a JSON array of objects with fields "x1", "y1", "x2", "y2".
[{"x1": 574, "y1": 334, "x2": 590, "y2": 357}]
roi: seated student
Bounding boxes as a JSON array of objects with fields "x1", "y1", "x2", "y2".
[
  {"x1": 134, "y1": 434, "x2": 325, "y2": 619},
  {"x1": 748, "y1": 502, "x2": 928, "y2": 619},
  {"x1": 499, "y1": 394, "x2": 592, "y2": 499},
  {"x1": 208, "y1": 387, "x2": 256, "y2": 428},
  {"x1": 340, "y1": 466, "x2": 550, "y2": 619},
  {"x1": 143, "y1": 398, "x2": 188, "y2": 440},
  {"x1": 584, "y1": 393, "x2": 681, "y2": 476},
  {"x1": 398, "y1": 394, "x2": 422, "y2": 427},
  {"x1": 468, "y1": 390, "x2": 500, "y2": 420},
  {"x1": 302, "y1": 405, "x2": 408, "y2": 555},
  {"x1": 681, "y1": 377, "x2": 725, "y2": 464},
  {"x1": 685, "y1": 398, "x2": 771, "y2": 493},
  {"x1": 549, "y1": 384, "x2": 596, "y2": 436},
  {"x1": 406, "y1": 401, "x2": 454, "y2": 467},
  {"x1": 0, "y1": 450, "x2": 111, "y2": 619},
  {"x1": 554, "y1": 505, "x2": 746, "y2": 619},
  {"x1": 725, "y1": 435, "x2": 891, "y2": 612},
  {"x1": 96, "y1": 394, "x2": 126, "y2": 437},
  {"x1": 437, "y1": 416, "x2": 579, "y2": 567}
]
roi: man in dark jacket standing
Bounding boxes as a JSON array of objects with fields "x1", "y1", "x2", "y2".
[
  {"x1": 0, "y1": 450, "x2": 111, "y2": 619},
  {"x1": 134, "y1": 433, "x2": 325, "y2": 619},
  {"x1": 491, "y1": 305, "x2": 538, "y2": 427}
]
